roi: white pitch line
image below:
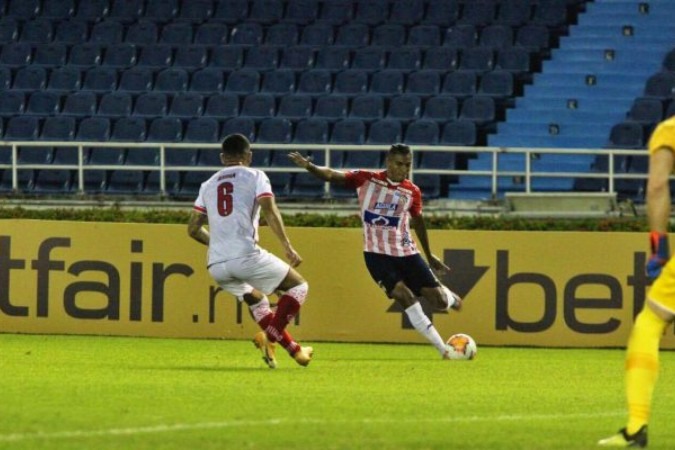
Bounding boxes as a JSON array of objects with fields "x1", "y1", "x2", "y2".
[{"x1": 0, "y1": 411, "x2": 624, "y2": 443}]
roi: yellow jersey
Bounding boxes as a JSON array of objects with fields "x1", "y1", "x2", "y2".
[{"x1": 648, "y1": 116, "x2": 675, "y2": 155}]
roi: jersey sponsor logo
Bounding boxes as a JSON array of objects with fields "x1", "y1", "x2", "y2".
[
  {"x1": 364, "y1": 210, "x2": 400, "y2": 228},
  {"x1": 374, "y1": 201, "x2": 397, "y2": 210}
]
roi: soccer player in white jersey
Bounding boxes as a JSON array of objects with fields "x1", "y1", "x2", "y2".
[
  {"x1": 289, "y1": 144, "x2": 463, "y2": 359},
  {"x1": 188, "y1": 133, "x2": 313, "y2": 369}
]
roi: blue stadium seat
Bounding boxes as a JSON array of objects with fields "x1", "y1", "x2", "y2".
[
  {"x1": 170, "y1": 93, "x2": 204, "y2": 118},
  {"x1": 388, "y1": 94, "x2": 422, "y2": 121},
  {"x1": 81, "y1": 169, "x2": 107, "y2": 193},
  {"x1": 443, "y1": 71, "x2": 478, "y2": 98},
  {"x1": 184, "y1": 118, "x2": 219, "y2": 143},
  {"x1": 47, "y1": 67, "x2": 81, "y2": 91},
  {"x1": 154, "y1": 68, "x2": 189, "y2": 92},
  {"x1": 404, "y1": 120, "x2": 439, "y2": 145},
  {"x1": 266, "y1": 172, "x2": 291, "y2": 197},
  {"x1": 230, "y1": 22, "x2": 263, "y2": 45},
  {"x1": 370, "y1": 70, "x2": 404, "y2": 95},
  {"x1": 18, "y1": 146, "x2": 51, "y2": 164},
  {"x1": 148, "y1": 117, "x2": 183, "y2": 142},
  {"x1": 108, "y1": 0, "x2": 145, "y2": 23},
  {"x1": 458, "y1": 47, "x2": 494, "y2": 72},
  {"x1": 408, "y1": 25, "x2": 441, "y2": 47},
  {"x1": 352, "y1": 47, "x2": 386, "y2": 71},
  {"x1": 300, "y1": 22, "x2": 335, "y2": 46},
  {"x1": 367, "y1": 119, "x2": 402, "y2": 144},
  {"x1": 0, "y1": 18, "x2": 19, "y2": 43},
  {"x1": 335, "y1": 23, "x2": 370, "y2": 46},
  {"x1": 51, "y1": 146, "x2": 78, "y2": 164},
  {"x1": 40, "y1": 116, "x2": 76, "y2": 141},
  {"x1": 33, "y1": 169, "x2": 73, "y2": 193},
  {"x1": 406, "y1": 71, "x2": 441, "y2": 95},
  {"x1": 106, "y1": 170, "x2": 145, "y2": 194},
  {"x1": 125, "y1": 20, "x2": 158, "y2": 45},
  {"x1": 372, "y1": 24, "x2": 406, "y2": 47},
  {"x1": 414, "y1": 174, "x2": 441, "y2": 199},
  {"x1": 225, "y1": 69, "x2": 260, "y2": 93},
  {"x1": 334, "y1": 70, "x2": 368, "y2": 95},
  {"x1": 118, "y1": 67, "x2": 153, "y2": 92},
  {"x1": 13, "y1": 66, "x2": 47, "y2": 91},
  {"x1": 56, "y1": 22, "x2": 86, "y2": 45},
  {"x1": 423, "y1": 47, "x2": 458, "y2": 71},
  {"x1": 76, "y1": 117, "x2": 111, "y2": 141},
  {"x1": 297, "y1": 70, "x2": 332, "y2": 94},
  {"x1": 424, "y1": 0, "x2": 459, "y2": 26},
  {"x1": 479, "y1": 70, "x2": 514, "y2": 100},
  {"x1": 261, "y1": 69, "x2": 296, "y2": 94},
  {"x1": 459, "y1": 96, "x2": 496, "y2": 126},
  {"x1": 293, "y1": 118, "x2": 329, "y2": 144},
  {"x1": 644, "y1": 72, "x2": 675, "y2": 99},
  {"x1": 62, "y1": 91, "x2": 96, "y2": 116},
  {"x1": 98, "y1": 92, "x2": 133, "y2": 118},
  {"x1": 213, "y1": 0, "x2": 249, "y2": 24},
  {"x1": 174, "y1": 46, "x2": 208, "y2": 70},
  {"x1": 137, "y1": 44, "x2": 173, "y2": 68},
  {"x1": 133, "y1": 92, "x2": 168, "y2": 117},
  {"x1": 145, "y1": 0, "x2": 179, "y2": 21},
  {"x1": 285, "y1": 0, "x2": 319, "y2": 24},
  {"x1": 480, "y1": 25, "x2": 514, "y2": 49},
  {"x1": 204, "y1": 93, "x2": 239, "y2": 117},
  {"x1": 126, "y1": 146, "x2": 159, "y2": 166},
  {"x1": 33, "y1": 43, "x2": 67, "y2": 67},
  {"x1": 354, "y1": 0, "x2": 389, "y2": 25},
  {"x1": 210, "y1": 46, "x2": 244, "y2": 69},
  {"x1": 314, "y1": 95, "x2": 348, "y2": 120},
  {"x1": 165, "y1": 146, "x2": 197, "y2": 165},
  {"x1": 221, "y1": 117, "x2": 255, "y2": 141},
  {"x1": 194, "y1": 23, "x2": 228, "y2": 45},
  {"x1": 280, "y1": 46, "x2": 315, "y2": 70},
  {"x1": 515, "y1": 24, "x2": 550, "y2": 52},
  {"x1": 389, "y1": 0, "x2": 424, "y2": 25},
  {"x1": 82, "y1": 67, "x2": 118, "y2": 92},
  {"x1": 244, "y1": 46, "x2": 279, "y2": 70},
  {"x1": 277, "y1": 95, "x2": 313, "y2": 119},
  {"x1": 248, "y1": 0, "x2": 283, "y2": 24},
  {"x1": 88, "y1": 147, "x2": 126, "y2": 165},
  {"x1": 496, "y1": 48, "x2": 531, "y2": 77},
  {"x1": 0, "y1": 91, "x2": 26, "y2": 116},
  {"x1": 179, "y1": 0, "x2": 213, "y2": 22},
  {"x1": 240, "y1": 93, "x2": 276, "y2": 118},
  {"x1": 607, "y1": 121, "x2": 644, "y2": 149},
  {"x1": 315, "y1": 47, "x2": 350, "y2": 70},
  {"x1": 440, "y1": 120, "x2": 478, "y2": 146},
  {"x1": 459, "y1": 0, "x2": 496, "y2": 26},
  {"x1": 197, "y1": 148, "x2": 221, "y2": 166},
  {"x1": 26, "y1": 91, "x2": 60, "y2": 115},
  {"x1": 291, "y1": 172, "x2": 325, "y2": 198},
  {"x1": 145, "y1": 170, "x2": 181, "y2": 196},
  {"x1": 444, "y1": 25, "x2": 477, "y2": 49},
  {"x1": 42, "y1": 0, "x2": 75, "y2": 19},
  {"x1": 189, "y1": 68, "x2": 224, "y2": 93},
  {"x1": 423, "y1": 96, "x2": 459, "y2": 122},
  {"x1": 342, "y1": 149, "x2": 383, "y2": 168},
  {"x1": 495, "y1": 0, "x2": 532, "y2": 26},
  {"x1": 20, "y1": 19, "x2": 53, "y2": 43},
  {"x1": 331, "y1": 119, "x2": 366, "y2": 144},
  {"x1": 76, "y1": 0, "x2": 111, "y2": 20},
  {"x1": 388, "y1": 47, "x2": 422, "y2": 72},
  {"x1": 532, "y1": 0, "x2": 568, "y2": 28},
  {"x1": 318, "y1": 0, "x2": 353, "y2": 24},
  {"x1": 89, "y1": 21, "x2": 123, "y2": 45},
  {"x1": 104, "y1": 43, "x2": 137, "y2": 68},
  {"x1": 160, "y1": 22, "x2": 193, "y2": 45},
  {"x1": 418, "y1": 150, "x2": 456, "y2": 169},
  {"x1": 0, "y1": 66, "x2": 9, "y2": 90},
  {"x1": 628, "y1": 98, "x2": 663, "y2": 125},
  {"x1": 266, "y1": 23, "x2": 299, "y2": 45},
  {"x1": 257, "y1": 117, "x2": 293, "y2": 144},
  {"x1": 111, "y1": 118, "x2": 147, "y2": 142},
  {"x1": 8, "y1": 0, "x2": 40, "y2": 20},
  {"x1": 350, "y1": 95, "x2": 385, "y2": 120}
]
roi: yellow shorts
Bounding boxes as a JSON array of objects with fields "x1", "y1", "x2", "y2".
[{"x1": 647, "y1": 258, "x2": 675, "y2": 314}]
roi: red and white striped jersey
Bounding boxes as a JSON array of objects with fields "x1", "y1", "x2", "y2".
[
  {"x1": 344, "y1": 170, "x2": 422, "y2": 256},
  {"x1": 193, "y1": 165, "x2": 273, "y2": 265}
]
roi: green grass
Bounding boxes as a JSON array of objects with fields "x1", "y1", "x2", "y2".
[{"x1": 2, "y1": 334, "x2": 674, "y2": 450}]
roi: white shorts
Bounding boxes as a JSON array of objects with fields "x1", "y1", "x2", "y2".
[{"x1": 208, "y1": 249, "x2": 290, "y2": 300}]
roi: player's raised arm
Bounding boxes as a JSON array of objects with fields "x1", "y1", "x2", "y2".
[{"x1": 288, "y1": 151, "x2": 348, "y2": 184}]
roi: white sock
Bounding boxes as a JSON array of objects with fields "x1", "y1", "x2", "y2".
[{"x1": 405, "y1": 302, "x2": 447, "y2": 356}]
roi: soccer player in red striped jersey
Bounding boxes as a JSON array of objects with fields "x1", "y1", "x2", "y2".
[
  {"x1": 289, "y1": 144, "x2": 463, "y2": 359},
  {"x1": 188, "y1": 134, "x2": 313, "y2": 369}
]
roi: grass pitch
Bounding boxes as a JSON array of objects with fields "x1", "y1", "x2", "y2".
[{"x1": 2, "y1": 334, "x2": 675, "y2": 450}]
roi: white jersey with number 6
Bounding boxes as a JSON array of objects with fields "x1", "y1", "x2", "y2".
[{"x1": 193, "y1": 166, "x2": 273, "y2": 266}]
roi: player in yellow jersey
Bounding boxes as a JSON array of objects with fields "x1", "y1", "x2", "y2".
[{"x1": 599, "y1": 116, "x2": 675, "y2": 448}]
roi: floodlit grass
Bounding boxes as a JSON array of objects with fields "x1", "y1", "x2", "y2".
[{"x1": 2, "y1": 334, "x2": 675, "y2": 450}]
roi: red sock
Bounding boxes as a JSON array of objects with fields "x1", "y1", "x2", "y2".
[{"x1": 269, "y1": 294, "x2": 300, "y2": 335}]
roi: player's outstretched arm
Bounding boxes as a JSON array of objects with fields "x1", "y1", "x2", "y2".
[
  {"x1": 288, "y1": 151, "x2": 348, "y2": 184},
  {"x1": 187, "y1": 211, "x2": 210, "y2": 246},
  {"x1": 259, "y1": 196, "x2": 302, "y2": 267}
]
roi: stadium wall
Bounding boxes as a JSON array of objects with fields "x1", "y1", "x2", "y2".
[{"x1": 1, "y1": 220, "x2": 673, "y2": 349}]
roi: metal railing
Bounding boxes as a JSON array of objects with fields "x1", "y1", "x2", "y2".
[{"x1": 0, "y1": 140, "x2": 649, "y2": 200}]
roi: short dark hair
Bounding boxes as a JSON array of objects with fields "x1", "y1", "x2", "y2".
[
  {"x1": 221, "y1": 133, "x2": 251, "y2": 157},
  {"x1": 388, "y1": 143, "x2": 411, "y2": 157}
]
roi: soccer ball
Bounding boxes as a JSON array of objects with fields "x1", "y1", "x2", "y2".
[{"x1": 445, "y1": 333, "x2": 477, "y2": 360}]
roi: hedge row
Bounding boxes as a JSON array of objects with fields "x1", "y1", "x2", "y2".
[{"x1": 0, "y1": 206, "x2": 649, "y2": 232}]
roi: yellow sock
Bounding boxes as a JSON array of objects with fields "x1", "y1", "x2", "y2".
[{"x1": 625, "y1": 306, "x2": 667, "y2": 434}]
